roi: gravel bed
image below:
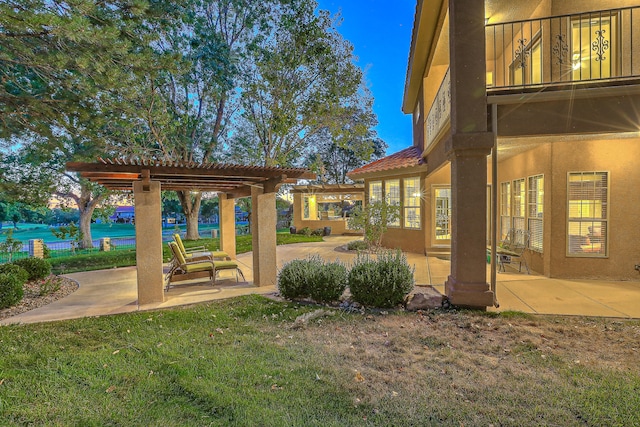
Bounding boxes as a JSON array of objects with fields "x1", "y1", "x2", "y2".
[{"x1": 0, "y1": 276, "x2": 79, "y2": 321}]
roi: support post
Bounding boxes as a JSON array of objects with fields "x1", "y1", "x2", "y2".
[
  {"x1": 444, "y1": 0, "x2": 494, "y2": 307},
  {"x1": 133, "y1": 180, "x2": 164, "y2": 305},
  {"x1": 251, "y1": 185, "x2": 277, "y2": 286},
  {"x1": 219, "y1": 193, "x2": 237, "y2": 259}
]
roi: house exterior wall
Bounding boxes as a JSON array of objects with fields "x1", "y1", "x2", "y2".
[
  {"x1": 548, "y1": 138, "x2": 640, "y2": 280},
  {"x1": 495, "y1": 137, "x2": 640, "y2": 280},
  {"x1": 361, "y1": 173, "x2": 428, "y2": 254},
  {"x1": 292, "y1": 193, "x2": 355, "y2": 235}
]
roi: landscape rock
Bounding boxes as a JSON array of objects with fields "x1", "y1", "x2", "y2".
[{"x1": 405, "y1": 287, "x2": 444, "y2": 311}]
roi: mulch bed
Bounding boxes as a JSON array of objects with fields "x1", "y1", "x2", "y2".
[{"x1": 0, "y1": 276, "x2": 79, "y2": 321}]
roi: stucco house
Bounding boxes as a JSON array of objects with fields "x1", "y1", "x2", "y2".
[{"x1": 349, "y1": 0, "x2": 640, "y2": 308}]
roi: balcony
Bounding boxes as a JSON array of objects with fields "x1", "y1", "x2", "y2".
[{"x1": 486, "y1": 6, "x2": 640, "y2": 90}]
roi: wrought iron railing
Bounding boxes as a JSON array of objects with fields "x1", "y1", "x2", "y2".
[{"x1": 486, "y1": 6, "x2": 640, "y2": 89}]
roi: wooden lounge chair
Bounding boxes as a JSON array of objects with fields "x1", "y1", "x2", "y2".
[
  {"x1": 165, "y1": 242, "x2": 245, "y2": 291},
  {"x1": 496, "y1": 229, "x2": 530, "y2": 274},
  {"x1": 173, "y1": 233, "x2": 229, "y2": 260}
]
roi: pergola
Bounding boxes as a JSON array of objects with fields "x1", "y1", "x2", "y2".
[{"x1": 67, "y1": 158, "x2": 315, "y2": 306}]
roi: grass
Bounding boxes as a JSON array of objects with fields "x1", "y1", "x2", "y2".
[
  {"x1": 1, "y1": 295, "x2": 639, "y2": 425},
  {"x1": 48, "y1": 233, "x2": 323, "y2": 274}
]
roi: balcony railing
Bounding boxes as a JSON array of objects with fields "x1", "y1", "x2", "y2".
[{"x1": 486, "y1": 6, "x2": 640, "y2": 89}]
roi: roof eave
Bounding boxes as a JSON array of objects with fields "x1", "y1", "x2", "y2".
[{"x1": 402, "y1": 0, "x2": 447, "y2": 113}]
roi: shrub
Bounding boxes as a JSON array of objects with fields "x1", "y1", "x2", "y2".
[
  {"x1": 348, "y1": 250, "x2": 414, "y2": 308},
  {"x1": 297, "y1": 227, "x2": 312, "y2": 236},
  {"x1": 13, "y1": 257, "x2": 52, "y2": 281},
  {"x1": 278, "y1": 256, "x2": 348, "y2": 303},
  {"x1": 347, "y1": 201, "x2": 400, "y2": 249},
  {"x1": 0, "y1": 263, "x2": 28, "y2": 284},
  {"x1": 311, "y1": 228, "x2": 324, "y2": 236},
  {"x1": 278, "y1": 255, "x2": 323, "y2": 299},
  {"x1": 0, "y1": 272, "x2": 25, "y2": 309},
  {"x1": 309, "y1": 262, "x2": 348, "y2": 303},
  {"x1": 347, "y1": 240, "x2": 369, "y2": 251}
]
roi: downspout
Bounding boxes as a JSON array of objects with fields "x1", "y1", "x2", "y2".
[{"x1": 491, "y1": 103, "x2": 499, "y2": 307}]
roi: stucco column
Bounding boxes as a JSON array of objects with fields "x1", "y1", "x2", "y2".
[
  {"x1": 444, "y1": 0, "x2": 494, "y2": 307},
  {"x1": 219, "y1": 193, "x2": 236, "y2": 259},
  {"x1": 445, "y1": 145, "x2": 494, "y2": 307},
  {"x1": 251, "y1": 185, "x2": 277, "y2": 286},
  {"x1": 133, "y1": 180, "x2": 164, "y2": 305}
]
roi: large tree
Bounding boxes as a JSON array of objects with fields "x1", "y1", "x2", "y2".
[
  {"x1": 110, "y1": 0, "x2": 273, "y2": 239},
  {"x1": 230, "y1": 2, "x2": 372, "y2": 167},
  {"x1": 0, "y1": 1, "x2": 168, "y2": 247}
]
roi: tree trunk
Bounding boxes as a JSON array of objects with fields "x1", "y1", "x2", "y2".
[
  {"x1": 78, "y1": 208, "x2": 95, "y2": 249},
  {"x1": 177, "y1": 190, "x2": 202, "y2": 240},
  {"x1": 61, "y1": 180, "x2": 106, "y2": 250}
]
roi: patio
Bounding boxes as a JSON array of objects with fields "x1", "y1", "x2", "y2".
[{"x1": 2, "y1": 236, "x2": 640, "y2": 325}]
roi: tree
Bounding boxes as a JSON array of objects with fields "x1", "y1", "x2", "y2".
[
  {"x1": 108, "y1": 0, "x2": 275, "y2": 240},
  {"x1": 231, "y1": 2, "x2": 371, "y2": 167},
  {"x1": 347, "y1": 201, "x2": 400, "y2": 250},
  {"x1": 0, "y1": 0, "x2": 161, "y2": 140},
  {"x1": 1, "y1": 1, "x2": 170, "y2": 247},
  {"x1": 306, "y1": 130, "x2": 386, "y2": 184}
]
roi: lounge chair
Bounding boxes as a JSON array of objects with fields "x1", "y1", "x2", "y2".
[
  {"x1": 165, "y1": 242, "x2": 245, "y2": 291},
  {"x1": 173, "y1": 233, "x2": 229, "y2": 260}
]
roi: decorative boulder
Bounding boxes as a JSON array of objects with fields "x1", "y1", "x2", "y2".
[{"x1": 405, "y1": 287, "x2": 444, "y2": 311}]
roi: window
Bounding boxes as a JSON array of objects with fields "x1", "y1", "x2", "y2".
[
  {"x1": 500, "y1": 181, "x2": 511, "y2": 240},
  {"x1": 302, "y1": 195, "x2": 316, "y2": 220},
  {"x1": 434, "y1": 186, "x2": 451, "y2": 241},
  {"x1": 567, "y1": 172, "x2": 608, "y2": 257},
  {"x1": 403, "y1": 177, "x2": 421, "y2": 229},
  {"x1": 385, "y1": 180, "x2": 400, "y2": 227},
  {"x1": 512, "y1": 178, "x2": 526, "y2": 233},
  {"x1": 571, "y1": 14, "x2": 616, "y2": 81},
  {"x1": 528, "y1": 175, "x2": 544, "y2": 252},
  {"x1": 368, "y1": 181, "x2": 382, "y2": 204},
  {"x1": 510, "y1": 31, "x2": 542, "y2": 85}
]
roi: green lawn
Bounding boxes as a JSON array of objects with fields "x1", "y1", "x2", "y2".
[
  {"x1": 49, "y1": 233, "x2": 323, "y2": 274},
  {"x1": 1, "y1": 296, "x2": 638, "y2": 426}
]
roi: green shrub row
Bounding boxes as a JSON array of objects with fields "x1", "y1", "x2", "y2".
[
  {"x1": 0, "y1": 257, "x2": 52, "y2": 309},
  {"x1": 278, "y1": 250, "x2": 414, "y2": 308}
]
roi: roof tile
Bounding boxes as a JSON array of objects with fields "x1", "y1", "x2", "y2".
[{"x1": 348, "y1": 146, "x2": 425, "y2": 179}]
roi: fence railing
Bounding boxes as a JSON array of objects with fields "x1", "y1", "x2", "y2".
[
  {"x1": 486, "y1": 6, "x2": 640, "y2": 89},
  {"x1": 0, "y1": 224, "x2": 257, "y2": 264}
]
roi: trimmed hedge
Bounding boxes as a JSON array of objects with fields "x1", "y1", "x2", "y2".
[{"x1": 348, "y1": 250, "x2": 414, "y2": 308}]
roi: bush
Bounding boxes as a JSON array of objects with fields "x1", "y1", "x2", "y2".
[
  {"x1": 278, "y1": 256, "x2": 323, "y2": 299},
  {"x1": 0, "y1": 263, "x2": 29, "y2": 284},
  {"x1": 347, "y1": 240, "x2": 369, "y2": 251},
  {"x1": 0, "y1": 272, "x2": 25, "y2": 309},
  {"x1": 13, "y1": 257, "x2": 52, "y2": 281},
  {"x1": 309, "y1": 262, "x2": 348, "y2": 303},
  {"x1": 278, "y1": 256, "x2": 348, "y2": 303},
  {"x1": 297, "y1": 227, "x2": 312, "y2": 236},
  {"x1": 348, "y1": 250, "x2": 414, "y2": 308},
  {"x1": 311, "y1": 228, "x2": 324, "y2": 236}
]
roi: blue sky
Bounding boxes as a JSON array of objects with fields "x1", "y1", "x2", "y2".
[{"x1": 316, "y1": 0, "x2": 416, "y2": 155}]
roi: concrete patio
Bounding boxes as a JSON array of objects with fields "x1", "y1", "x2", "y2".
[{"x1": 2, "y1": 235, "x2": 640, "y2": 325}]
